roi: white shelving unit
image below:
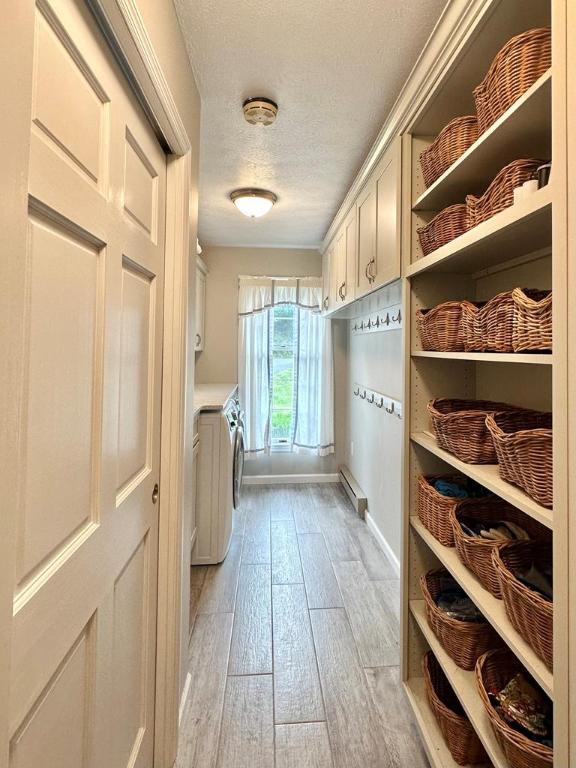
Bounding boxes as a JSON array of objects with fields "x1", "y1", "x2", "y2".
[{"x1": 399, "y1": 1, "x2": 569, "y2": 765}]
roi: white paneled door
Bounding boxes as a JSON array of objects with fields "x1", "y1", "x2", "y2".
[{"x1": 10, "y1": 1, "x2": 166, "y2": 766}]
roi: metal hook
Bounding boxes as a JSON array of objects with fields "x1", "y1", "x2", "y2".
[
  {"x1": 354, "y1": 387, "x2": 360, "y2": 396},
  {"x1": 367, "y1": 393, "x2": 375, "y2": 404},
  {"x1": 392, "y1": 309, "x2": 402, "y2": 324},
  {"x1": 360, "y1": 390, "x2": 367, "y2": 400},
  {"x1": 375, "y1": 396, "x2": 384, "y2": 408},
  {"x1": 384, "y1": 312, "x2": 390, "y2": 326},
  {"x1": 385, "y1": 402, "x2": 395, "y2": 414}
]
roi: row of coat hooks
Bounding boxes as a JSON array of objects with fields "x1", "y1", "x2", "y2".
[
  {"x1": 352, "y1": 383, "x2": 403, "y2": 419},
  {"x1": 351, "y1": 303, "x2": 402, "y2": 335}
]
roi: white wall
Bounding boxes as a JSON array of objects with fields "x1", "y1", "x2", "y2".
[
  {"x1": 339, "y1": 281, "x2": 404, "y2": 563},
  {"x1": 196, "y1": 246, "x2": 338, "y2": 476}
]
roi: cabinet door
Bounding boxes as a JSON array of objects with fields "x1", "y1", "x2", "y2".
[
  {"x1": 343, "y1": 205, "x2": 357, "y2": 304},
  {"x1": 373, "y1": 137, "x2": 401, "y2": 288},
  {"x1": 321, "y1": 249, "x2": 330, "y2": 313},
  {"x1": 356, "y1": 178, "x2": 377, "y2": 295},
  {"x1": 334, "y1": 227, "x2": 347, "y2": 306},
  {"x1": 322, "y1": 243, "x2": 336, "y2": 313},
  {"x1": 195, "y1": 263, "x2": 206, "y2": 351}
]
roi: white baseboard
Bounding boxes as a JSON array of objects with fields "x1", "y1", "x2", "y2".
[
  {"x1": 243, "y1": 473, "x2": 340, "y2": 485},
  {"x1": 179, "y1": 672, "x2": 192, "y2": 725},
  {"x1": 366, "y1": 512, "x2": 400, "y2": 577}
]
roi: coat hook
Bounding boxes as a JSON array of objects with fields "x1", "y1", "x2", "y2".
[
  {"x1": 376, "y1": 397, "x2": 384, "y2": 408},
  {"x1": 367, "y1": 392, "x2": 375, "y2": 404},
  {"x1": 354, "y1": 387, "x2": 360, "y2": 396},
  {"x1": 385, "y1": 402, "x2": 395, "y2": 414},
  {"x1": 360, "y1": 390, "x2": 367, "y2": 400}
]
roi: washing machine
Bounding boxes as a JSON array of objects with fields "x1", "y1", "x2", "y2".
[{"x1": 192, "y1": 394, "x2": 244, "y2": 565}]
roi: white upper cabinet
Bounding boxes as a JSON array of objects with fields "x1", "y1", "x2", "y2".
[
  {"x1": 195, "y1": 256, "x2": 207, "y2": 351},
  {"x1": 322, "y1": 135, "x2": 401, "y2": 311}
]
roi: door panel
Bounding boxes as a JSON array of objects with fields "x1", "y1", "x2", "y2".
[
  {"x1": 10, "y1": 620, "x2": 95, "y2": 768},
  {"x1": 117, "y1": 258, "x2": 155, "y2": 494},
  {"x1": 10, "y1": 1, "x2": 167, "y2": 766},
  {"x1": 18, "y1": 215, "x2": 103, "y2": 585}
]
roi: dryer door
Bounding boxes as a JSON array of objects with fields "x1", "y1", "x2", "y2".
[{"x1": 232, "y1": 423, "x2": 245, "y2": 509}]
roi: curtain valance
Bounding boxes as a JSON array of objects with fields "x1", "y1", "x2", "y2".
[{"x1": 238, "y1": 276, "x2": 322, "y2": 315}]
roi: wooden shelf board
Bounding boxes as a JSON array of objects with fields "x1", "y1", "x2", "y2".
[
  {"x1": 413, "y1": 71, "x2": 551, "y2": 212},
  {"x1": 412, "y1": 351, "x2": 553, "y2": 365},
  {"x1": 410, "y1": 516, "x2": 554, "y2": 698},
  {"x1": 411, "y1": 431, "x2": 553, "y2": 529},
  {"x1": 411, "y1": 600, "x2": 507, "y2": 768},
  {"x1": 403, "y1": 677, "x2": 491, "y2": 768},
  {"x1": 408, "y1": 186, "x2": 552, "y2": 277}
]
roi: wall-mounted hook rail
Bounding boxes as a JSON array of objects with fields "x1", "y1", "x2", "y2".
[
  {"x1": 352, "y1": 382, "x2": 402, "y2": 419},
  {"x1": 351, "y1": 302, "x2": 403, "y2": 336}
]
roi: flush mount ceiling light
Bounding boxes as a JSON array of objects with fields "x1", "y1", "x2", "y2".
[
  {"x1": 242, "y1": 97, "x2": 278, "y2": 126},
  {"x1": 230, "y1": 188, "x2": 277, "y2": 218}
]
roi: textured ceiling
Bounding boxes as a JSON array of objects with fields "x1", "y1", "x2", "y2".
[{"x1": 174, "y1": 0, "x2": 448, "y2": 248}]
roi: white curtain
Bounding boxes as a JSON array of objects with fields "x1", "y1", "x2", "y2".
[
  {"x1": 237, "y1": 277, "x2": 334, "y2": 457},
  {"x1": 293, "y1": 299, "x2": 334, "y2": 456},
  {"x1": 238, "y1": 281, "x2": 272, "y2": 454}
]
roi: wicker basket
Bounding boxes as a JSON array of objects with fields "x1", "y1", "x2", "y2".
[
  {"x1": 493, "y1": 541, "x2": 553, "y2": 671},
  {"x1": 417, "y1": 203, "x2": 467, "y2": 257},
  {"x1": 416, "y1": 302, "x2": 466, "y2": 352},
  {"x1": 418, "y1": 474, "x2": 466, "y2": 547},
  {"x1": 420, "y1": 116, "x2": 480, "y2": 188},
  {"x1": 421, "y1": 569, "x2": 502, "y2": 670},
  {"x1": 423, "y1": 652, "x2": 488, "y2": 765},
  {"x1": 466, "y1": 159, "x2": 543, "y2": 230},
  {"x1": 427, "y1": 398, "x2": 517, "y2": 464},
  {"x1": 476, "y1": 649, "x2": 553, "y2": 768},
  {"x1": 451, "y1": 498, "x2": 552, "y2": 597},
  {"x1": 461, "y1": 289, "x2": 551, "y2": 353},
  {"x1": 474, "y1": 28, "x2": 552, "y2": 133},
  {"x1": 486, "y1": 410, "x2": 553, "y2": 507},
  {"x1": 512, "y1": 288, "x2": 553, "y2": 352}
]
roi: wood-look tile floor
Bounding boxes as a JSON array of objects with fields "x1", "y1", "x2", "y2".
[{"x1": 177, "y1": 483, "x2": 429, "y2": 768}]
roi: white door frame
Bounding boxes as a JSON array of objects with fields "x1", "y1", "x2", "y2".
[{"x1": 0, "y1": 2, "x2": 193, "y2": 767}]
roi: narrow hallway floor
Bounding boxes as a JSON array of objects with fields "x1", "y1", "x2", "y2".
[{"x1": 176, "y1": 483, "x2": 429, "y2": 768}]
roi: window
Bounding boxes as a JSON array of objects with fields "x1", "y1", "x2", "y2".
[{"x1": 270, "y1": 304, "x2": 296, "y2": 447}]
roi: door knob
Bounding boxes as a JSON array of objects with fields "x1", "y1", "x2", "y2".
[{"x1": 152, "y1": 483, "x2": 159, "y2": 504}]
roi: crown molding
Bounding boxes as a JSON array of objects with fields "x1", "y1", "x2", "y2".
[{"x1": 321, "y1": 0, "x2": 493, "y2": 252}]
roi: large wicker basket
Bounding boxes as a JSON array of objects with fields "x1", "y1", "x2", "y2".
[
  {"x1": 461, "y1": 289, "x2": 551, "y2": 353},
  {"x1": 485, "y1": 410, "x2": 553, "y2": 508},
  {"x1": 420, "y1": 115, "x2": 480, "y2": 188},
  {"x1": 493, "y1": 541, "x2": 553, "y2": 671},
  {"x1": 466, "y1": 159, "x2": 543, "y2": 230},
  {"x1": 512, "y1": 288, "x2": 553, "y2": 352},
  {"x1": 416, "y1": 302, "x2": 465, "y2": 352},
  {"x1": 476, "y1": 649, "x2": 553, "y2": 768},
  {"x1": 423, "y1": 652, "x2": 488, "y2": 765},
  {"x1": 427, "y1": 398, "x2": 517, "y2": 464},
  {"x1": 417, "y1": 203, "x2": 468, "y2": 257},
  {"x1": 474, "y1": 28, "x2": 552, "y2": 133},
  {"x1": 451, "y1": 498, "x2": 552, "y2": 597},
  {"x1": 421, "y1": 569, "x2": 502, "y2": 670}
]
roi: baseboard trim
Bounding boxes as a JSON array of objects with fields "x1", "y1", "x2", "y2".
[
  {"x1": 243, "y1": 473, "x2": 340, "y2": 485},
  {"x1": 365, "y1": 512, "x2": 400, "y2": 577},
  {"x1": 179, "y1": 672, "x2": 191, "y2": 725}
]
